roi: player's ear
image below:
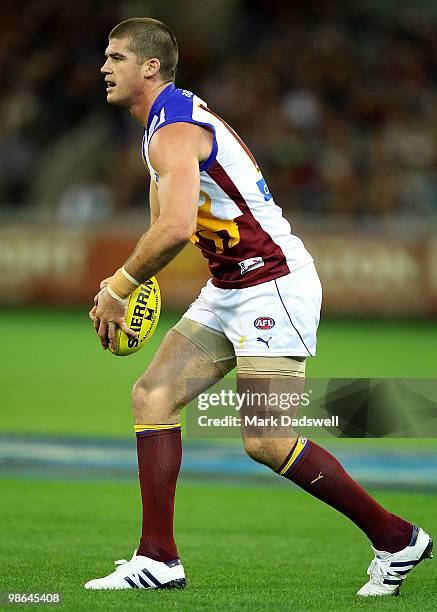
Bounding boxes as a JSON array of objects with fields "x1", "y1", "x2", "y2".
[{"x1": 143, "y1": 58, "x2": 161, "y2": 79}]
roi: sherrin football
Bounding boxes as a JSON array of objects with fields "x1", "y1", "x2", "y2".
[{"x1": 113, "y1": 277, "x2": 161, "y2": 356}]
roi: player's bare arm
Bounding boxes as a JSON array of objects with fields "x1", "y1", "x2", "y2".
[
  {"x1": 122, "y1": 122, "x2": 206, "y2": 281},
  {"x1": 90, "y1": 182, "x2": 159, "y2": 309},
  {"x1": 93, "y1": 122, "x2": 209, "y2": 352},
  {"x1": 149, "y1": 180, "x2": 159, "y2": 226},
  {"x1": 89, "y1": 181, "x2": 167, "y2": 323}
]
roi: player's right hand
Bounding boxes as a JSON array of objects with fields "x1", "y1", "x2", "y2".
[
  {"x1": 88, "y1": 272, "x2": 116, "y2": 321},
  {"x1": 100, "y1": 275, "x2": 113, "y2": 290},
  {"x1": 93, "y1": 286, "x2": 137, "y2": 352},
  {"x1": 89, "y1": 304, "x2": 97, "y2": 322}
]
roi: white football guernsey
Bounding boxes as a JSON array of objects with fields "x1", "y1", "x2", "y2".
[{"x1": 142, "y1": 84, "x2": 313, "y2": 289}]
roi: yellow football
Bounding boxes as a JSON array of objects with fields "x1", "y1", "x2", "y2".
[{"x1": 114, "y1": 277, "x2": 161, "y2": 356}]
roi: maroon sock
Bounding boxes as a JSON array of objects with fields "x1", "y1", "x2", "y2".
[
  {"x1": 278, "y1": 437, "x2": 412, "y2": 553},
  {"x1": 135, "y1": 425, "x2": 182, "y2": 562}
]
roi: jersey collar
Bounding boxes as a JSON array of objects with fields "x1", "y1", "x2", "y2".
[{"x1": 147, "y1": 83, "x2": 176, "y2": 134}]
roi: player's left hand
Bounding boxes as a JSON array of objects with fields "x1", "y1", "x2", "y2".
[{"x1": 92, "y1": 286, "x2": 137, "y2": 352}]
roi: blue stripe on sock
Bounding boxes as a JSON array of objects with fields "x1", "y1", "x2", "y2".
[
  {"x1": 277, "y1": 440, "x2": 298, "y2": 474},
  {"x1": 136, "y1": 427, "x2": 181, "y2": 437},
  {"x1": 408, "y1": 525, "x2": 419, "y2": 546}
]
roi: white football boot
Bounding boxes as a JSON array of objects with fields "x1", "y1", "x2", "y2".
[
  {"x1": 84, "y1": 550, "x2": 186, "y2": 590},
  {"x1": 357, "y1": 525, "x2": 433, "y2": 596}
]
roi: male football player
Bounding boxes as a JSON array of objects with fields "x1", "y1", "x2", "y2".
[{"x1": 87, "y1": 17, "x2": 432, "y2": 596}]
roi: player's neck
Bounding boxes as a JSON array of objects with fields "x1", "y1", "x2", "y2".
[{"x1": 129, "y1": 80, "x2": 173, "y2": 127}]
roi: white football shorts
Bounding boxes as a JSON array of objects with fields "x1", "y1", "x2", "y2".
[{"x1": 182, "y1": 262, "x2": 322, "y2": 357}]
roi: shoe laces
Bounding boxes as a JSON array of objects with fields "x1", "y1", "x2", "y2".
[
  {"x1": 114, "y1": 550, "x2": 139, "y2": 573},
  {"x1": 368, "y1": 557, "x2": 399, "y2": 584}
]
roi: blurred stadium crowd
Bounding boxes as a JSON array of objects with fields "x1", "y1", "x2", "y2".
[{"x1": 1, "y1": 0, "x2": 436, "y2": 223}]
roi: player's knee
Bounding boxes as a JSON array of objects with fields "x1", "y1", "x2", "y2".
[
  {"x1": 131, "y1": 377, "x2": 179, "y2": 419},
  {"x1": 243, "y1": 437, "x2": 272, "y2": 466},
  {"x1": 243, "y1": 435, "x2": 299, "y2": 469},
  {"x1": 131, "y1": 378, "x2": 150, "y2": 414}
]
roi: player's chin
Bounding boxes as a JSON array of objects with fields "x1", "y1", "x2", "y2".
[
  {"x1": 106, "y1": 90, "x2": 127, "y2": 107},
  {"x1": 106, "y1": 89, "x2": 117, "y2": 103}
]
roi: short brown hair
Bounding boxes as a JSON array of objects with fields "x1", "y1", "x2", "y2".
[{"x1": 109, "y1": 18, "x2": 178, "y2": 81}]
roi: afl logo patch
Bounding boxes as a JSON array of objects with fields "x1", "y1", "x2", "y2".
[{"x1": 254, "y1": 317, "x2": 275, "y2": 330}]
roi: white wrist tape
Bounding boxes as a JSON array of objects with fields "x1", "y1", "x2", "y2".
[
  {"x1": 106, "y1": 284, "x2": 129, "y2": 303},
  {"x1": 121, "y1": 267, "x2": 140, "y2": 286},
  {"x1": 108, "y1": 266, "x2": 140, "y2": 300}
]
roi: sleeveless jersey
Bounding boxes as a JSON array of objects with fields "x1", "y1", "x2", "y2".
[{"x1": 142, "y1": 83, "x2": 313, "y2": 289}]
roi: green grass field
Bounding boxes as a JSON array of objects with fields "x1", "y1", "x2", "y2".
[
  {"x1": 0, "y1": 479, "x2": 435, "y2": 611},
  {"x1": 1, "y1": 310, "x2": 436, "y2": 610},
  {"x1": 1, "y1": 309, "x2": 436, "y2": 436}
]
